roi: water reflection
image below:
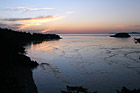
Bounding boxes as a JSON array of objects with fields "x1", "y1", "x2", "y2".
[
  {"x1": 26, "y1": 34, "x2": 140, "y2": 93},
  {"x1": 39, "y1": 63, "x2": 60, "y2": 74}
]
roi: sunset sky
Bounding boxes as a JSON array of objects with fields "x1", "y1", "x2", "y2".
[{"x1": 0, "y1": 0, "x2": 140, "y2": 34}]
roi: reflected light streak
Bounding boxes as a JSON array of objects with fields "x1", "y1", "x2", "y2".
[{"x1": 30, "y1": 41, "x2": 61, "y2": 53}]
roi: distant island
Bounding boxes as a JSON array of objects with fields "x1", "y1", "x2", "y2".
[
  {"x1": 109, "y1": 32, "x2": 140, "y2": 34},
  {"x1": 129, "y1": 32, "x2": 140, "y2": 34},
  {"x1": 110, "y1": 33, "x2": 131, "y2": 38},
  {"x1": 0, "y1": 27, "x2": 61, "y2": 93}
]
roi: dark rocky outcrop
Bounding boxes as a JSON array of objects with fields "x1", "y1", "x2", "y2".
[
  {"x1": 117, "y1": 86, "x2": 140, "y2": 93},
  {"x1": 61, "y1": 86, "x2": 140, "y2": 93},
  {"x1": 110, "y1": 33, "x2": 131, "y2": 38},
  {"x1": 0, "y1": 27, "x2": 61, "y2": 93},
  {"x1": 134, "y1": 38, "x2": 140, "y2": 43},
  {"x1": 61, "y1": 86, "x2": 97, "y2": 93}
]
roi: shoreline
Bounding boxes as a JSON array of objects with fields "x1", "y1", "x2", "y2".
[{"x1": 0, "y1": 27, "x2": 61, "y2": 93}]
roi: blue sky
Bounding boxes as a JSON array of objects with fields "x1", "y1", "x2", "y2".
[{"x1": 0, "y1": 0, "x2": 140, "y2": 33}]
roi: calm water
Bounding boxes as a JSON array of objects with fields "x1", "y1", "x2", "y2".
[{"x1": 26, "y1": 34, "x2": 140, "y2": 93}]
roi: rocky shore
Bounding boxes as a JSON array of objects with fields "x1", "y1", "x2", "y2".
[
  {"x1": 134, "y1": 38, "x2": 140, "y2": 43},
  {"x1": 0, "y1": 27, "x2": 61, "y2": 93}
]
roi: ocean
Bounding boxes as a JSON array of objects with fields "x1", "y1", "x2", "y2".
[{"x1": 25, "y1": 34, "x2": 140, "y2": 93}]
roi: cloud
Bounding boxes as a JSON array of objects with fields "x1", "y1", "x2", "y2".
[
  {"x1": 0, "y1": 23, "x2": 26, "y2": 30},
  {"x1": 6, "y1": 7, "x2": 54, "y2": 12},
  {"x1": 65, "y1": 11, "x2": 74, "y2": 14},
  {"x1": 2, "y1": 15, "x2": 64, "y2": 23},
  {"x1": 6, "y1": 7, "x2": 25, "y2": 11},
  {"x1": 40, "y1": 28, "x2": 56, "y2": 33},
  {"x1": 0, "y1": 15, "x2": 64, "y2": 30},
  {"x1": 0, "y1": 23, "x2": 7, "y2": 27},
  {"x1": 26, "y1": 8, "x2": 54, "y2": 11}
]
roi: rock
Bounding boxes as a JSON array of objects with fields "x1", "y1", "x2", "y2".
[
  {"x1": 117, "y1": 86, "x2": 140, "y2": 93},
  {"x1": 134, "y1": 38, "x2": 140, "y2": 43},
  {"x1": 110, "y1": 33, "x2": 131, "y2": 38}
]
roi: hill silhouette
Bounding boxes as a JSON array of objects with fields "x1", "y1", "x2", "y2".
[{"x1": 0, "y1": 27, "x2": 61, "y2": 93}]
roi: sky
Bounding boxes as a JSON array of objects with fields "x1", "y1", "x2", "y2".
[{"x1": 0, "y1": 0, "x2": 140, "y2": 34}]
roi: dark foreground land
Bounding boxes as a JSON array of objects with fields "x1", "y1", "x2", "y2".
[{"x1": 0, "y1": 27, "x2": 61, "y2": 93}]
